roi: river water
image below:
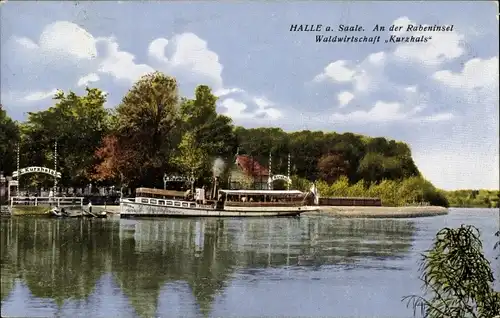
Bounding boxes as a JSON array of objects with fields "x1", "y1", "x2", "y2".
[{"x1": 1, "y1": 208, "x2": 498, "y2": 318}]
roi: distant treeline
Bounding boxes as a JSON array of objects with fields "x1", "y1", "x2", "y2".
[
  {"x1": 443, "y1": 190, "x2": 499, "y2": 208},
  {"x1": 0, "y1": 70, "x2": 485, "y2": 208}
]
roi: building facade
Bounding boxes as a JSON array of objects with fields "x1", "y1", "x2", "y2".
[{"x1": 229, "y1": 155, "x2": 270, "y2": 190}]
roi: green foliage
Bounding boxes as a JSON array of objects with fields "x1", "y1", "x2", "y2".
[
  {"x1": 444, "y1": 189, "x2": 500, "y2": 208},
  {"x1": 179, "y1": 85, "x2": 237, "y2": 179},
  {"x1": 99, "y1": 72, "x2": 180, "y2": 187},
  {"x1": 403, "y1": 225, "x2": 500, "y2": 318},
  {"x1": 3, "y1": 71, "x2": 446, "y2": 194},
  {"x1": 290, "y1": 175, "x2": 311, "y2": 192},
  {"x1": 93, "y1": 78, "x2": 237, "y2": 189},
  {"x1": 318, "y1": 176, "x2": 449, "y2": 207},
  {"x1": 0, "y1": 107, "x2": 20, "y2": 175},
  {"x1": 19, "y1": 88, "x2": 110, "y2": 187},
  {"x1": 170, "y1": 131, "x2": 208, "y2": 179},
  {"x1": 496, "y1": 231, "x2": 500, "y2": 260},
  {"x1": 234, "y1": 127, "x2": 420, "y2": 185}
]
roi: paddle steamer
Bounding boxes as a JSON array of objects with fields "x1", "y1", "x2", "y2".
[
  {"x1": 120, "y1": 178, "x2": 320, "y2": 218},
  {"x1": 120, "y1": 153, "x2": 320, "y2": 217}
]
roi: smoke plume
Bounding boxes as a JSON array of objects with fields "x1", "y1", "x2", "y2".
[{"x1": 212, "y1": 158, "x2": 226, "y2": 177}]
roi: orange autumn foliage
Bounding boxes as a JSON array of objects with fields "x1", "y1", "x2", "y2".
[{"x1": 92, "y1": 135, "x2": 138, "y2": 183}]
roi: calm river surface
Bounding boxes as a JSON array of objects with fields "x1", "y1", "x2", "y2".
[{"x1": 1, "y1": 208, "x2": 498, "y2": 318}]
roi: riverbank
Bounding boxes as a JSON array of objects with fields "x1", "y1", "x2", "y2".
[
  {"x1": 305, "y1": 206, "x2": 448, "y2": 218},
  {"x1": 8, "y1": 205, "x2": 448, "y2": 218}
]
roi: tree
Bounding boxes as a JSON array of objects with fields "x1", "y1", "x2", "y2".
[
  {"x1": 0, "y1": 107, "x2": 20, "y2": 175},
  {"x1": 180, "y1": 85, "x2": 237, "y2": 165},
  {"x1": 358, "y1": 152, "x2": 386, "y2": 184},
  {"x1": 20, "y1": 88, "x2": 109, "y2": 188},
  {"x1": 92, "y1": 135, "x2": 139, "y2": 191},
  {"x1": 403, "y1": 225, "x2": 500, "y2": 318},
  {"x1": 171, "y1": 131, "x2": 208, "y2": 195},
  {"x1": 105, "y1": 71, "x2": 180, "y2": 187},
  {"x1": 317, "y1": 152, "x2": 349, "y2": 183}
]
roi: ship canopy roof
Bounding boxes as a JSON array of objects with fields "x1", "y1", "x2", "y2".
[{"x1": 219, "y1": 189, "x2": 304, "y2": 196}]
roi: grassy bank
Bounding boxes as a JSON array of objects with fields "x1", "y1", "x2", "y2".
[
  {"x1": 12, "y1": 206, "x2": 51, "y2": 216},
  {"x1": 305, "y1": 206, "x2": 448, "y2": 218}
]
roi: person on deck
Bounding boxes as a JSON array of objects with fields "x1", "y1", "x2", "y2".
[{"x1": 88, "y1": 201, "x2": 92, "y2": 214}]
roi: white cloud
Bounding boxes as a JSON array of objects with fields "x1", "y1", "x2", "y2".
[
  {"x1": 8, "y1": 21, "x2": 284, "y2": 122},
  {"x1": 14, "y1": 37, "x2": 38, "y2": 50},
  {"x1": 404, "y1": 85, "x2": 417, "y2": 93},
  {"x1": 391, "y1": 16, "x2": 465, "y2": 66},
  {"x1": 98, "y1": 39, "x2": 154, "y2": 83},
  {"x1": 313, "y1": 52, "x2": 386, "y2": 93},
  {"x1": 15, "y1": 21, "x2": 98, "y2": 60},
  {"x1": 148, "y1": 33, "x2": 223, "y2": 89},
  {"x1": 328, "y1": 100, "x2": 454, "y2": 123},
  {"x1": 214, "y1": 87, "x2": 245, "y2": 97},
  {"x1": 337, "y1": 91, "x2": 354, "y2": 108},
  {"x1": 367, "y1": 51, "x2": 386, "y2": 65},
  {"x1": 433, "y1": 56, "x2": 499, "y2": 113},
  {"x1": 422, "y1": 113, "x2": 455, "y2": 122},
  {"x1": 77, "y1": 73, "x2": 100, "y2": 87},
  {"x1": 390, "y1": 17, "x2": 413, "y2": 36},
  {"x1": 314, "y1": 60, "x2": 356, "y2": 83},
  {"x1": 220, "y1": 98, "x2": 252, "y2": 119},
  {"x1": 253, "y1": 97, "x2": 282, "y2": 120},
  {"x1": 219, "y1": 96, "x2": 282, "y2": 121},
  {"x1": 432, "y1": 57, "x2": 499, "y2": 90},
  {"x1": 311, "y1": 15, "x2": 473, "y2": 123},
  {"x1": 23, "y1": 89, "x2": 60, "y2": 101},
  {"x1": 329, "y1": 101, "x2": 406, "y2": 122}
]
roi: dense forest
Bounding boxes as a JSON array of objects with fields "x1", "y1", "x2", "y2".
[{"x1": 0, "y1": 71, "x2": 497, "y2": 208}]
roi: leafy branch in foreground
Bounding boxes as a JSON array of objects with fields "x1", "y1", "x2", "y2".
[
  {"x1": 403, "y1": 225, "x2": 500, "y2": 318},
  {"x1": 496, "y1": 230, "x2": 499, "y2": 260}
]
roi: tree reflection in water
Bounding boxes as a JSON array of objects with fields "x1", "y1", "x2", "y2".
[{"x1": 1, "y1": 216, "x2": 415, "y2": 317}]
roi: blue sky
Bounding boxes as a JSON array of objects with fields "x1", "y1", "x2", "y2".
[{"x1": 1, "y1": 1, "x2": 498, "y2": 190}]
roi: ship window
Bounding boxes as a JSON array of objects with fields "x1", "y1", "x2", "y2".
[
  {"x1": 174, "y1": 202, "x2": 181, "y2": 206},
  {"x1": 182, "y1": 203, "x2": 188, "y2": 207},
  {"x1": 167, "y1": 201, "x2": 173, "y2": 206},
  {"x1": 159, "y1": 200, "x2": 165, "y2": 205},
  {"x1": 190, "y1": 203, "x2": 196, "y2": 208},
  {"x1": 150, "y1": 199, "x2": 157, "y2": 204},
  {"x1": 141, "y1": 199, "x2": 149, "y2": 203}
]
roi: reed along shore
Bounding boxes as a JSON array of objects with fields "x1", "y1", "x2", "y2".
[{"x1": 304, "y1": 206, "x2": 448, "y2": 218}]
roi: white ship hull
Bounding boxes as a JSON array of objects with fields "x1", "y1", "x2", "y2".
[{"x1": 120, "y1": 199, "x2": 319, "y2": 218}]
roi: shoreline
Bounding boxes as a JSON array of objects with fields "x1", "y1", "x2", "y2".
[
  {"x1": 304, "y1": 206, "x2": 448, "y2": 218},
  {"x1": 97, "y1": 205, "x2": 448, "y2": 218}
]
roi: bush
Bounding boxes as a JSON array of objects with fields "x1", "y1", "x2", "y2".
[
  {"x1": 317, "y1": 176, "x2": 449, "y2": 207},
  {"x1": 403, "y1": 226, "x2": 500, "y2": 317}
]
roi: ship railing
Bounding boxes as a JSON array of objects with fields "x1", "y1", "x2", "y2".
[{"x1": 11, "y1": 196, "x2": 84, "y2": 207}]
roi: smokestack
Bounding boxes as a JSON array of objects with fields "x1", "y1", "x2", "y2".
[
  {"x1": 212, "y1": 176, "x2": 219, "y2": 200},
  {"x1": 212, "y1": 158, "x2": 225, "y2": 199}
]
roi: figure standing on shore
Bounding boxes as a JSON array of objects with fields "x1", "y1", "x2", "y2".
[{"x1": 88, "y1": 201, "x2": 92, "y2": 214}]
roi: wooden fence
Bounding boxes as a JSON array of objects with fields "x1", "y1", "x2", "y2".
[{"x1": 319, "y1": 197, "x2": 382, "y2": 206}]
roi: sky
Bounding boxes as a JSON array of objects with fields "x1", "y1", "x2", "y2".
[{"x1": 0, "y1": 1, "x2": 498, "y2": 190}]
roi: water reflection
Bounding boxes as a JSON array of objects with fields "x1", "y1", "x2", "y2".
[{"x1": 1, "y1": 216, "x2": 416, "y2": 317}]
